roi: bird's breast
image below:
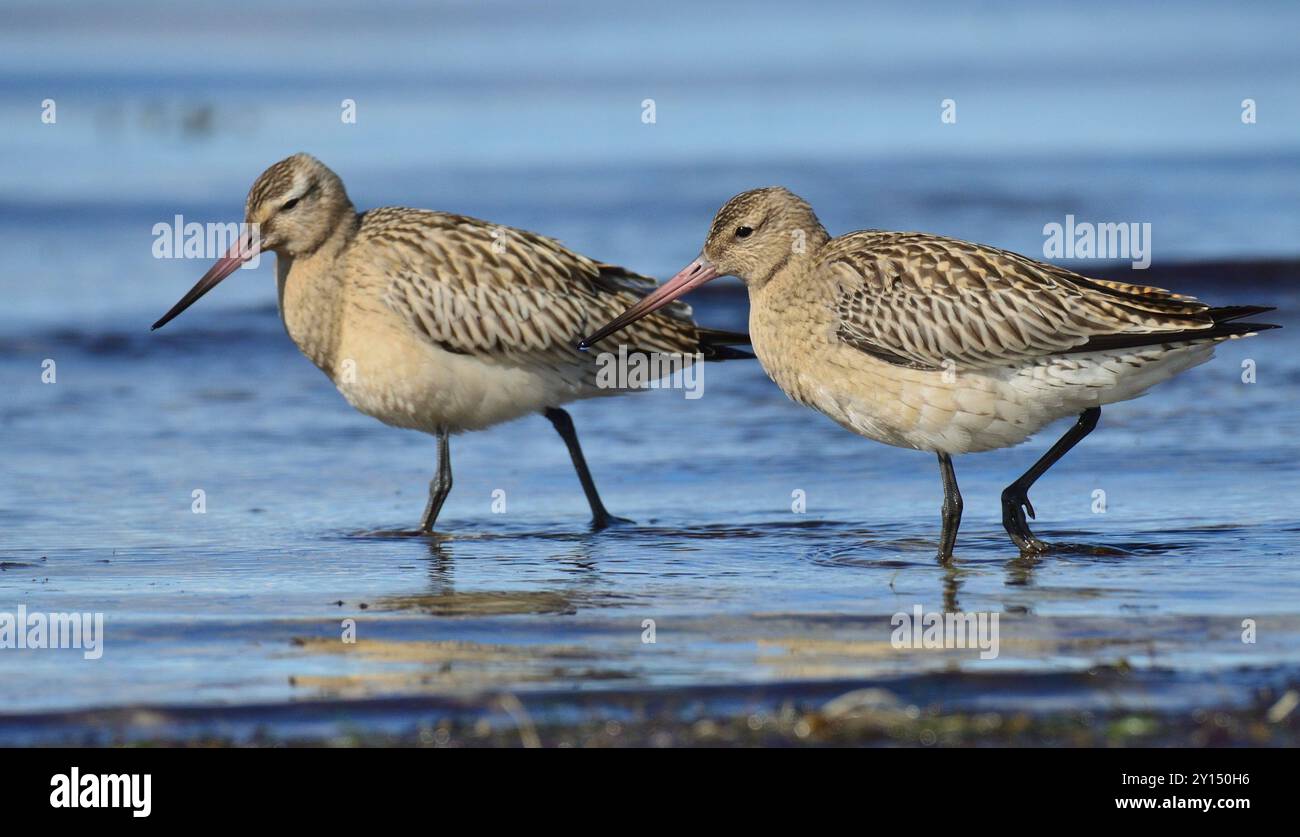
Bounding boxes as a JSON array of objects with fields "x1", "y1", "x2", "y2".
[{"x1": 746, "y1": 291, "x2": 1085, "y2": 454}]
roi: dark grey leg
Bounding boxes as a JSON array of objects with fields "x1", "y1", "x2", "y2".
[
  {"x1": 1002, "y1": 407, "x2": 1101, "y2": 553},
  {"x1": 544, "y1": 407, "x2": 626, "y2": 529},
  {"x1": 420, "y1": 427, "x2": 453, "y2": 533},
  {"x1": 937, "y1": 452, "x2": 963, "y2": 562}
]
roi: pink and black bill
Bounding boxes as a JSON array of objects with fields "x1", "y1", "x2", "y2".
[
  {"x1": 151, "y1": 228, "x2": 260, "y2": 331},
  {"x1": 579, "y1": 257, "x2": 720, "y2": 350}
]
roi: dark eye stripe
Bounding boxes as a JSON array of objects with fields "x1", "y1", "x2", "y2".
[{"x1": 279, "y1": 182, "x2": 318, "y2": 213}]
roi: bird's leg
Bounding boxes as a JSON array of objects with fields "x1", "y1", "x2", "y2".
[
  {"x1": 420, "y1": 427, "x2": 453, "y2": 533},
  {"x1": 544, "y1": 407, "x2": 630, "y2": 529},
  {"x1": 1001, "y1": 406, "x2": 1101, "y2": 554},
  {"x1": 936, "y1": 452, "x2": 963, "y2": 563}
]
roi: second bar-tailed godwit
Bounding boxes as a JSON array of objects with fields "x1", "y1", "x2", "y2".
[
  {"x1": 152, "y1": 153, "x2": 749, "y2": 532},
  {"x1": 582, "y1": 187, "x2": 1278, "y2": 560}
]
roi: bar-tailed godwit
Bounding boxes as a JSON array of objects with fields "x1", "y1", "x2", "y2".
[
  {"x1": 152, "y1": 153, "x2": 749, "y2": 532},
  {"x1": 582, "y1": 187, "x2": 1278, "y2": 560}
]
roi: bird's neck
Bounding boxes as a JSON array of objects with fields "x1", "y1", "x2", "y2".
[
  {"x1": 275, "y1": 213, "x2": 360, "y2": 378},
  {"x1": 746, "y1": 241, "x2": 833, "y2": 404}
]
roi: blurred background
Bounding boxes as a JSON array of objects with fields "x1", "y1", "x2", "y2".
[
  {"x1": 1, "y1": 1, "x2": 1298, "y2": 743},
  {"x1": 2, "y1": 0, "x2": 1298, "y2": 328}
]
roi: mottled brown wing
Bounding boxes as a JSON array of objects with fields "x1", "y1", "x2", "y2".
[
  {"x1": 825, "y1": 231, "x2": 1214, "y2": 370},
  {"x1": 361, "y1": 208, "x2": 703, "y2": 361}
]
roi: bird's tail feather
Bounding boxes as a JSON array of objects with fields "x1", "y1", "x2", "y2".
[
  {"x1": 697, "y1": 327, "x2": 755, "y2": 361},
  {"x1": 1206, "y1": 305, "x2": 1277, "y2": 324},
  {"x1": 1078, "y1": 304, "x2": 1279, "y2": 353},
  {"x1": 1199, "y1": 304, "x2": 1281, "y2": 341}
]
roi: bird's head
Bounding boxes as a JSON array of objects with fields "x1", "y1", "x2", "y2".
[
  {"x1": 152, "y1": 153, "x2": 353, "y2": 331},
  {"x1": 244, "y1": 152, "x2": 353, "y2": 257},
  {"x1": 701, "y1": 186, "x2": 825, "y2": 285},
  {"x1": 581, "y1": 186, "x2": 825, "y2": 349}
]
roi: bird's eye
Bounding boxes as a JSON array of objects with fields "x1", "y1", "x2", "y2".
[
  {"x1": 735, "y1": 226, "x2": 753, "y2": 239},
  {"x1": 281, "y1": 197, "x2": 301, "y2": 212}
]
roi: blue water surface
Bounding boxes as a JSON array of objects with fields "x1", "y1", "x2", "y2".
[{"x1": 0, "y1": 0, "x2": 1297, "y2": 740}]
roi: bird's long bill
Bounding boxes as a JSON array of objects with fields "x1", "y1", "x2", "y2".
[
  {"x1": 580, "y1": 257, "x2": 720, "y2": 349},
  {"x1": 151, "y1": 230, "x2": 260, "y2": 331}
]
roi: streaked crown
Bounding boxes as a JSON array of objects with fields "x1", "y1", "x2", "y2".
[
  {"x1": 702, "y1": 187, "x2": 828, "y2": 285},
  {"x1": 245, "y1": 153, "x2": 354, "y2": 256}
]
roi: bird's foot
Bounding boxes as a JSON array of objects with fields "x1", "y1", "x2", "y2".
[
  {"x1": 1014, "y1": 535, "x2": 1052, "y2": 556},
  {"x1": 1001, "y1": 486, "x2": 1051, "y2": 555},
  {"x1": 937, "y1": 501, "x2": 962, "y2": 564},
  {"x1": 590, "y1": 512, "x2": 634, "y2": 530},
  {"x1": 1040, "y1": 541, "x2": 1128, "y2": 557},
  {"x1": 350, "y1": 527, "x2": 449, "y2": 540}
]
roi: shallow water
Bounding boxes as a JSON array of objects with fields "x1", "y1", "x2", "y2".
[
  {"x1": 1, "y1": 264, "x2": 1297, "y2": 739},
  {"x1": 1, "y1": 0, "x2": 1299, "y2": 742}
]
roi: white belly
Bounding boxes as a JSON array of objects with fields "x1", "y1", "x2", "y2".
[
  {"x1": 277, "y1": 256, "x2": 621, "y2": 435},
  {"x1": 767, "y1": 341, "x2": 1217, "y2": 455},
  {"x1": 333, "y1": 330, "x2": 598, "y2": 434}
]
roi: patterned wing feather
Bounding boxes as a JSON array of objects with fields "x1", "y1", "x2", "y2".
[
  {"x1": 359, "y1": 208, "x2": 705, "y2": 362},
  {"x1": 826, "y1": 232, "x2": 1216, "y2": 370}
]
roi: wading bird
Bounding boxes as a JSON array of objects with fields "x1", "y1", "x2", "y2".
[
  {"x1": 582, "y1": 187, "x2": 1277, "y2": 560},
  {"x1": 153, "y1": 154, "x2": 749, "y2": 532}
]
